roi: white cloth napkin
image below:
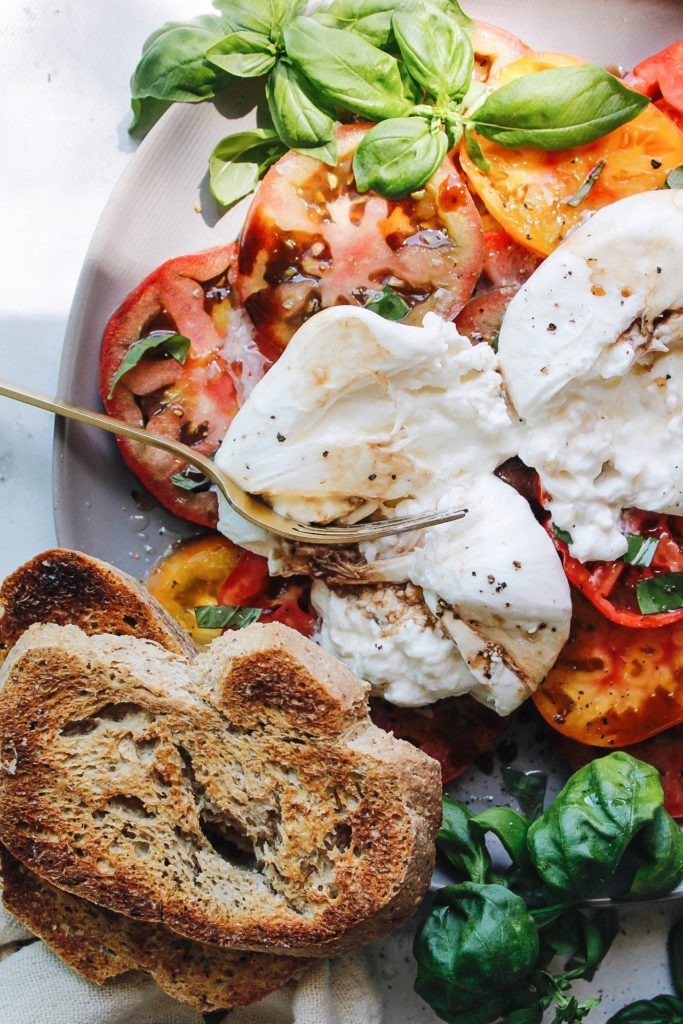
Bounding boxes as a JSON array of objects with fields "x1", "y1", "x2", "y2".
[{"x1": 0, "y1": 895, "x2": 382, "y2": 1024}]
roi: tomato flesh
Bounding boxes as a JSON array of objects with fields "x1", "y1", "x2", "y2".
[
  {"x1": 460, "y1": 52, "x2": 683, "y2": 256},
  {"x1": 217, "y1": 550, "x2": 317, "y2": 638},
  {"x1": 455, "y1": 285, "x2": 517, "y2": 348},
  {"x1": 625, "y1": 41, "x2": 683, "y2": 131},
  {"x1": 470, "y1": 20, "x2": 531, "y2": 82},
  {"x1": 100, "y1": 245, "x2": 267, "y2": 528},
  {"x1": 534, "y1": 589, "x2": 683, "y2": 747},
  {"x1": 237, "y1": 124, "x2": 484, "y2": 353}
]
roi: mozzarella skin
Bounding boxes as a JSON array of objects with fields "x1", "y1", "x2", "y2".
[{"x1": 498, "y1": 190, "x2": 683, "y2": 563}]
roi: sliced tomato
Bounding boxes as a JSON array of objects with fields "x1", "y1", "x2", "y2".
[
  {"x1": 369, "y1": 695, "x2": 507, "y2": 784},
  {"x1": 482, "y1": 230, "x2": 542, "y2": 288},
  {"x1": 625, "y1": 42, "x2": 683, "y2": 131},
  {"x1": 470, "y1": 20, "x2": 531, "y2": 83},
  {"x1": 217, "y1": 550, "x2": 317, "y2": 638},
  {"x1": 455, "y1": 285, "x2": 516, "y2": 347},
  {"x1": 100, "y1": 245, "x2": 267, "y2": 528},
  {"x1": 237, "y1": 123, "x2": 484, "y2": 353},
  {"x1": 558, "y1": 727, "x2": 683, "y2": 818},
  {"x1": 460, "y1": 51, "x2": 683, "y2": 256},
  {"x1": 534, "y1": 589, "x2": 683, "y2": 747},
  {"x1": 145, "y1": 535, "x2": 240, "y2": 648}
]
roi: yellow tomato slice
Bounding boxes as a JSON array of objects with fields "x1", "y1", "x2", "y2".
[
  {"x1": 534, "y1": 591, "x2": 683, "y2": 748},
  {"x1": 145, "y1": 535, "x2": 239, "y2": 648},
  {"x1": 460, "y1": 51, "x2": 683, "y2": 255}
]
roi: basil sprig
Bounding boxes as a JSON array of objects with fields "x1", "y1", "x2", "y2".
[
  {"x1": 415, "y1": 753, "x2": 683, "y2": 1024},
  {"x1": 365, "y1": 285, "x2": 410, "y2": 320},
  {"x1": 107, "y1": 332, "x2": 190, "y2": 399},
  {"x1": 194, "y1": 604, "x2": 262, "y2": 629},
  {"x1": 130, "y1": 0, "x2": 651, "y2": 209},
  {"x1": 209, "y1": 129, "x2": 286, "y2": 207}
]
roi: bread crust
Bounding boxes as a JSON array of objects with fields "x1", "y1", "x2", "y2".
[
  {"x1": 0, "y1": 621, "x2": 441, "y2": 956},
  {"x1": 0, "y1": 846, "x2": 306, "y2": 1011}
]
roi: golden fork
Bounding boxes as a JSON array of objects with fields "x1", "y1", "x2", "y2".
[{"x1": 0, "y1": 379, "x2": 467, "y2": 545}]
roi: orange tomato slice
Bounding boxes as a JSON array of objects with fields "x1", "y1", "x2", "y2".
[
  {"x1": 460, "y1": 52, "x2": 683, "y2": 256},
  {"x1": 145, "y1": 535, "x2": 240, "y2": 648},
  {"x1": 534, "y1": 590, "x2": 683, "y2": 747}
]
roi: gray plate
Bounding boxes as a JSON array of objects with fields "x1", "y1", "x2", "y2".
[{"x1": 53, "y1": 0, "x2": 683, "y2": 904}]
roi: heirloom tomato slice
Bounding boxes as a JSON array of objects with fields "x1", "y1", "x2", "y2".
[
  {"x1": 470, "y1": 20, "x2": 531, "y2": 82},
  {"x1": 534, "y1": 590, "x2": 683, "y2": 747},
  {"x1": 625, "y1": 41, "x2": 683, "y2": 131},
  {"x1": 460, "y1": 52, "x2": 683, "y2": 256},
  {"x1": 100, "y1": 245, "x2": 267, "y2": 528},
  {"x1": 237, "y1": 124, "x2": 484, "y2": 353}
]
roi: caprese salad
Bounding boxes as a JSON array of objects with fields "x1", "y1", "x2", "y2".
[{"x1": 103, "y1": 2, "x2": 683, "y2": 818}]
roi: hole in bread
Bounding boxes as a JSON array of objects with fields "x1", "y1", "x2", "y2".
[
  {"x1": 60, "y1": 717, "x2": 98, "y2": 737},
  {"x1": 95, "y1": 702, "x2": 154, "y2": 727},
  {"x1": 199, "y1": 813, "x2": 258, "y2": 871},
  {"x1": 106, "y1": 795, "x2": 155, "y2": 821},
  {"x1": 122, "y1": 615, "x2": 138, "y2": 628}
]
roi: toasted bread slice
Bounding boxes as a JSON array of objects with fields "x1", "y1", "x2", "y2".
[
  {"x1": 0, "y1": 548, "x2": 195, "y2": 664},
  {"x1": 0, "y1": 621, "x2": 440, "y2": 956},
  {"x1": 0, "y1": 847, "x2": 305, "y2": 1012}
]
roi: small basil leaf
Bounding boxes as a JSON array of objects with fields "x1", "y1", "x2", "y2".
[
  {"x1": 129, "y1": 96, "x2": 171, "y2": 139},
  {"x1": 502, "y1": 1005, "x2": 544, "y2": 1024},
  {"x1": 266, "y1": 61, "x2": 335, "y2": 155},
  {"x1": 470, "y1": 65, "x2": 649, "y2": 150},
  {"x1": 624, "y1": 534, "x2": 659, "y2": 567},
  {"x1": 194, "y1": 605, "x2": 262, "y2": 629},
  {"x1": 464, "y1": 127, "x2": 491, "y2": 173},
  {"x1": 414, "y1": 883, "x2": 540, "y2": 1015},
  {"x1": 315, "y1": 0, "x2": 472, "y2": 49},
  {"x1": 665, "y1": 165, "x2": 683, "y2": 189},
  {"x1": 472, "y1": 807, "x2": 530, "y2": 871},
  {"x1": 108, "y1": 332, "x2": 190, "y2": 399},
  {"x1": 607, "y1": 995, "x2": 683, "y2": 1024},
  {"x1": 437, "y1": 797, "x2": 491, "y2": 884},
  {"x1": 562, "y1": 909, "x2": 619, "y2": 982},
  {"x1": 527, "y1": 752, "x2": 663, "y2": 900},
  {"x1": 566, "y1": 159, "x2": 606, "y2": 207},
  {"x1": 365, "y1": 285, "x2": 410, "y2": 321},
  {"x1": 298, "y1": 139, "x2": 339, "y2": 165},
  {"x1": 206, "y1": 31, "x2": 278, "y2": 78},
  {"x1": 552, "y1": 523, "x2": 573, "y2": 545},
  {"x1": 669, "y1": 918, "x2": 683, "y2": 1001},
  {"x1": 501, "y1": 766, "x2": 547, "y2": 821},
  {"x1": 629, "y1": 807, "x2": 683, "y2": 899},
  {"x1": 637, "y1": 573, "x2": 683, "y2": 615},
  {"x1": 209, "y1": 129, "x2": 285, "y2": 207},
  {"x1": 170, "y1": 465, "x2": 212, "y2": 492},
  {"x1": 353, "y1": 117, "x2": 447, "y2": 198},
  {"x1": 393, "y1": 2, "x2": 473, "y2": 99},
  {"x1": 130, "y1": 15, "x2": 234, "y2": 111},
  {"x1": 284, "y1": 17, "x2": 411, "y2": 120}
]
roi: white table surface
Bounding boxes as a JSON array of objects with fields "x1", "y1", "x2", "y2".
[{"x1": 0, "y1": 1, "x2": 681, "y2": 1020}]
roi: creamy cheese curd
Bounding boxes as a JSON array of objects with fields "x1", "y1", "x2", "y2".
[
  {"x1": 498, "y1": 190, "x2": 683, "y2": 563},
  {"x1": 216, "y1": 305, "x2": 572, "y2": 715}
]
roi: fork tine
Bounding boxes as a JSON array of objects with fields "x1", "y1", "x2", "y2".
[{"x1": 289, "y1": 507, "x2": 468, "y2": 544}]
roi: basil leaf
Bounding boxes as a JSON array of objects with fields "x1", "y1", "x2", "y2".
[
  {"x1": 469, "y1": 65, "x2": 649, "y2": 150},
  {"x1": 563, "y1": 909, "x2": 619, "y2": 982},
  {"x1": 129, "y1": 96, "x2": 171, "y2": 139},
  {"x1": 108, "y1": 332, "x2": 190, "y2": 399},
  {"x1": 464, "y1": 127, "x2": 491, "y2": 173},
  {"x1": 206, "y1": 31, "x2": 278, "y2": 78},
  {"x1": 566, "y1": 159, "x2": 606, "y2": 207},
  {"x1": 437, "y1": 798, "x2": 491, "y2": 884},
  {"x1": 170, "y1": 465, "x2": 212, "y2": 492},
  {"x1": 669, "y1": 918, "x2": 683, "y2": 1001},
  {"x1": 414, "y1": 884, "x2": 539, "y2": 1017},
  {"x1": 284, "y1": 17, "x2": 411, "y2": 120},
  {"x1": 607, "y1": 995, "x2": 683, "y2": 1024},
  {"x1": 194, "y1": 605, "x2": 262, "y2": 629},
  {"x1": 393, "y1": 2, "x2": 473, "y2": 100},
  {"x1": 365, "y1": 285, "x2": 410, "y2": 321},
  {"x1": 315, "y1": 0, "x2": 472, "y2": 49},
  {"x1": 209, "y1": 129, "x2": 285, "y2": 207},
  {"x1": 501, "y1": 767, "x2": 547, "y2": 821},
  {"x1": 527, "y1": 752, "x2": 663, "y2": 900},
  {"x1": 212, "y1": 0, "x2": 274, "y2": 37},
  {"x1": 629, "y1": 807, "x2": 683, "y2": 899},
  {"x1": 624, "y1": 534, "x2": 659, "y2": 567},
  {"x1": 472, "y1": 807, "x2": 531, "y2": 871},
  {"x1": 129, "y1": 15, "x2": 235, "y2": 115},
  {"x1": 266, "y1": 61, "x2": 336, "y2": 160},
  {"x1": 665, "y1": 165, "x2": 683, "y2": 189},
  {"x1": 637, "y1": 573, "x2": 683, "y2": 615},
  {"x1": 353, "y1": 117, "x2": 447, "y2": 198},
  {"x1": 552, "y1": 523, "x2": 573, "y2": 545}
]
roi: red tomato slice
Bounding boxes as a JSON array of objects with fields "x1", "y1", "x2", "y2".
[
  {"x1": 217, "y1": 550, "x2": 317, "y2": 638},
  {"x1": 534, "y1": 589, "x2": 683, "y2": 747},
  {"x1": 482, "y1": 230, "x2": 542, "y2": 289},
  {"x1": 369, "y1": 695, "x2": 507, "y2": 784},
  {"x1": 558, "y1": 728, "x2": 683, "y2": 818},
  {"x1": 237, "y1": 124, "x2": 484, "y2": 353},
  {"x1": 100, "y1": 245, "x2": 267, "y2": 528},
  {"x1": 625, "y1": 42, "x2": 683, "y2": 131},
  {"x1": 470, "y1": 20, "x2": 531, "y2": 82},
  {"x1": 455, "y1": 285, "x2": 517, "y2": 347}
]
